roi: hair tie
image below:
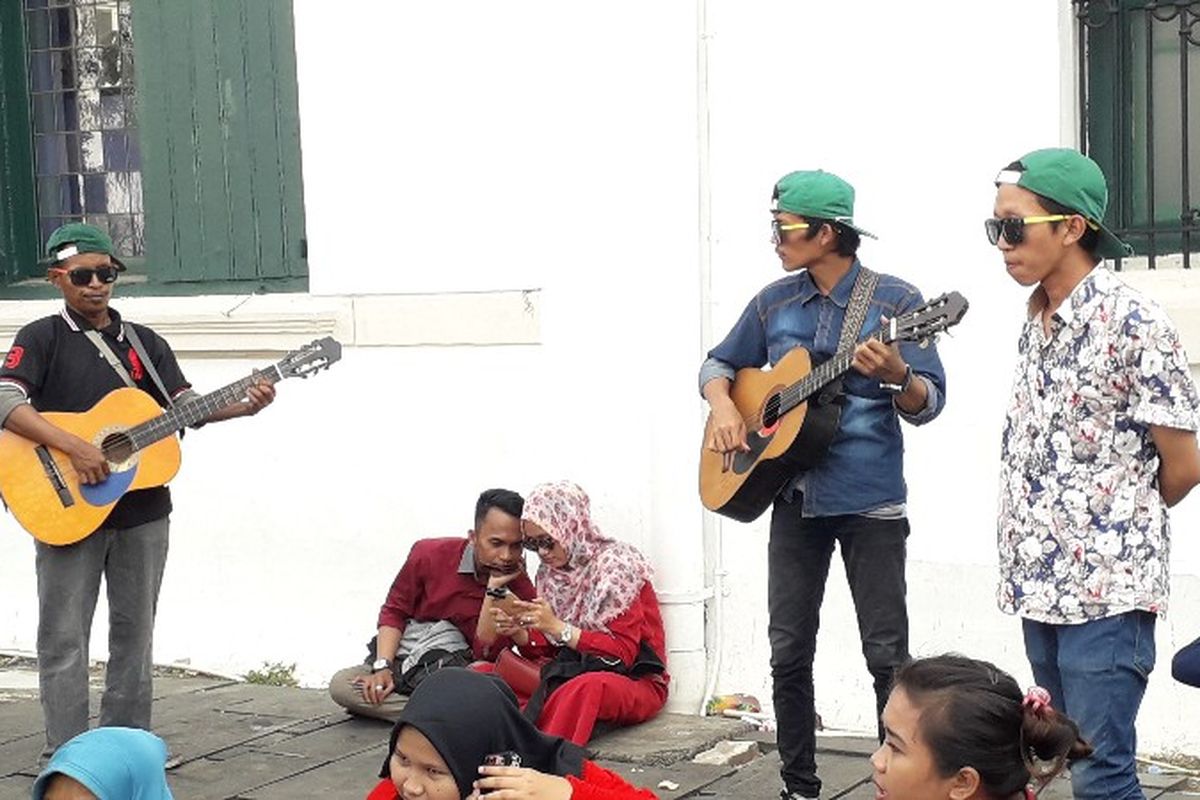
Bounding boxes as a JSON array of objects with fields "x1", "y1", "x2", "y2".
[{"x1": 1022, "y1": 685, "x2": 1052, "y2": 716}]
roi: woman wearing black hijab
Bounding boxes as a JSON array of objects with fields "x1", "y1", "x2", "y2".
[{"x1": 366, "y1": 668, "x2": 657, "y2": 800}]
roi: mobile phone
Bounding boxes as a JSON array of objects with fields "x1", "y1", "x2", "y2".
[
  {"x1": 483, "y1": 751, "x2": 521, "y2": 767},
  {"x1": 486, "y1": 586, "x2": 522, "y2": 617}
]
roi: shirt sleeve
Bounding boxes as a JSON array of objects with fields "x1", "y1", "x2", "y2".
[
  {"x1": 566, "y1": 760, "x2": 660, "y2": 800},
  {"x1": 698, "y1": 295, "x2": 769, "y2": 394},
  {"x1": 376, "y1": 543, "x2": 424, "y2": 636},
  {"x1": 576, "y1": 594, "x2": 645, "y2": 667},
  {"x1": 1123, "y1": 303, "x2": 1200, "y2": 431},
  {"x1": 893, "y1": 288, "x2": 948, "y2": 426},
  {"x1": 0, "y1": 320, "x2": 52, "y2": 401}
]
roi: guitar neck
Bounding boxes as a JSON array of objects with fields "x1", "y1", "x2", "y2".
[
  {"x1": 124, "y1": 366, "x2": 284, "y2": 452},
  {"x1": 776, "y1": 330, "x2": 887, "y2": 417}
]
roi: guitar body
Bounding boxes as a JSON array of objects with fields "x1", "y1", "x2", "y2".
[
  {"x1": 0, "y1": 387, "x2": 181, "y2": 546},
  {"x1": 699, "y1": 347, "x2": 843, "y2": 523}
]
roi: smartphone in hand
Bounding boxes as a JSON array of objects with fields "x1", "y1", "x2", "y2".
[
  {"x1": 483, "y1": 751, "x2": 521, "y2": 767},
  {"x1": 485, "y1": 586, "x2": 522, "y2": 618}
]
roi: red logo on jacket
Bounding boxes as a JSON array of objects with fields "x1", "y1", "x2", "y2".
[
  {"x1": 4, "y1": 346, "x2": 23, "y2": 369},
  {"x1": 127, "y1": 348, "x2": 145, "y2": 380}
]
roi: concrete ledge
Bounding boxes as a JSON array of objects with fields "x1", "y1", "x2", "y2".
[
  {"x1": 587, "y1": 713, "x2": 755, "y2": 766},
  {"x1": 0, "y1": 288, "x2": 542, "y2": 355}
]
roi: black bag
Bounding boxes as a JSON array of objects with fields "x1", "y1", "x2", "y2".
[
  {"x1": 364, "y1": 634, "x2": 473, "y2": 696},
  {"x1": 522, "y1": 640, "x2": 665, "y2": 721}
]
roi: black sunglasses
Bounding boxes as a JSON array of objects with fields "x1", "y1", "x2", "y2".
[
  {"x1": 55, "y1": 265, "x2": 119, "y2": 286},
  {"x1": 521, "y1": 535, "x2": 556, "y2": 552},
  {"x1": 983, "y1": 215, "x2": 1071, "y2": 246}
]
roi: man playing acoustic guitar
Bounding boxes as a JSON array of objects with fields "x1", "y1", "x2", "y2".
[
  {"x1": 698, "y1": 170, "x2": 947, "y2": 800},
  {"x1": 0, "y1": 223, "x2": 275, "y2": 762}
]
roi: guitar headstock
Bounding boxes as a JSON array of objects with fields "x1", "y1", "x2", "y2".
[
  {"x1": 886, "y1": 291, "x2": 969, "y2": 346},
  {"x1": 276, "y1": 336, "x2": 343, "y2": 380}
]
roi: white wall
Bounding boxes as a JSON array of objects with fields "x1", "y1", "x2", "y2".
[{"x1": 1, "y1": 0, "x2": 1198, "y2": 757}]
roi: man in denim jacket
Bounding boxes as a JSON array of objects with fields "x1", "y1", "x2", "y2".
[{"x1": 699, "y1": 170, "x2": 947, "y2": 800}]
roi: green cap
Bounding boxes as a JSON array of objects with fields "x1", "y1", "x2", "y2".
[
  {"x1": 994, "y1": 148, "x2": 1132, "y2": 258},
  {"x1": 44, "y1": 222, "x2": 126, "y2": 270},
  {"x1": 771, "y1": 169, "x2": 876, "y2": 239}
]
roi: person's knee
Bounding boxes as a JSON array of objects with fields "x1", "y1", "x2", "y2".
[
  {"x1": 328, "y1": 667, "x2": 364, "y2": 710},
  {"x1": 862, "y1": 639, "x2": 906, "y2": 676}
]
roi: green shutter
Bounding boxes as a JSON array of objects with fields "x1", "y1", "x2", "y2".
[
  {"x1": 133, "y1": 0, "x2": 307, "y2": 289},
  {"x1": 0, "y1": 3, "x2": 38, "y2": 282}
]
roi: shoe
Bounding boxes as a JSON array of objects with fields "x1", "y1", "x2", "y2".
[{"x1": 780, "y1": 792, "x2": 818, "y2": 800}]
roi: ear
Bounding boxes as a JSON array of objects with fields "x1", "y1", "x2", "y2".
[
  {"x1": 1061, "y1": 215, "x2": 1089, "y2": 247},
  {"x1": 467, "y1": 528, "x2": 478, "y2": 541},
  {"x1": 947, "y1": 766, "x2": 981, "y2": 800}
]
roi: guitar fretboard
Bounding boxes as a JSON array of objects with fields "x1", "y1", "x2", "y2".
[
  {"x1": 122, "y1": 367, "x2": 283, "y2": 453},
  {"x1": 773, "y1": 330, "x2": 888, "y2": 420}
]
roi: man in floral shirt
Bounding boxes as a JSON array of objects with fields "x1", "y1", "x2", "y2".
[{"x1": 990, "y1": 148, "x2": 1200, "y2": 800}]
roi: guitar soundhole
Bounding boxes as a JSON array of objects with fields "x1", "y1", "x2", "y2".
[
  {"x1": 761, "y1": 393, "x2": 781, "y2": 430},
  {"x1": 101, "y1": 432, "x2": 134, "y2": 464}
]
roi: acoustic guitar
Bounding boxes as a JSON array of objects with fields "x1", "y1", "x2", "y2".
[
  {"x1": 699, "y1": 292, "x2": 968, "y2": 522},
  {"x1": 0, "y1": 336, "x2": 341, "y2": 545}
]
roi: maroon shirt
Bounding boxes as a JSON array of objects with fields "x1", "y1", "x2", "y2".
[{"x1": 377, "y1": 537, "x2": 535, "y2": 660}]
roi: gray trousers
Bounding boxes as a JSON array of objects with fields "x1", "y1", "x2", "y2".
[
  {"x1": 35, "y1": 516, "x2": 169, "y2": 758},
  {"x1": 328, "y1": 665, "x2": 407, "y2": 723}
]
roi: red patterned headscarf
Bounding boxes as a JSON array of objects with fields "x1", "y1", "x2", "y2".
[{"x1": 521, "y1": 481, "x2": 654, "y2": 632}]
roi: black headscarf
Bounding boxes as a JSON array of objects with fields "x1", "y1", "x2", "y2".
[{"x1": 379, "y1": 668, "x2": 586, "y2": 797}]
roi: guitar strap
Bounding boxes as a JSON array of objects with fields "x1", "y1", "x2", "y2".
[
  {"x1": 82, "y1": 325, "x2": 176, "y2": 409},
  {"x1": 837, "y1": 266, "x2": 879, "y2": 353},
  {"x1": 123, "y1": 324, "x2": 177, "y2": 410}
]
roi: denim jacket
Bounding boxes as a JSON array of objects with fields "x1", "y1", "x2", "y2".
[{"x1": 698, "y1": 260, "x2": 947, "y2": 517}]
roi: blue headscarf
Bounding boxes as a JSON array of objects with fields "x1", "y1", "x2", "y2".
[{"x1": 31, "y1": 727, "x2": 174, "y2": 800}]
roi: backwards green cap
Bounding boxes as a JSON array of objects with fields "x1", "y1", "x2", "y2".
[
  {"x1": 994, "y1": 148, "x2": 1132, "y2": 258},
  {"x1": 44, "y1": 222, "x2": 126, "y2": 270},
  {"x1": 771, "y1": 169, "x2": 876, "y2": 240}
]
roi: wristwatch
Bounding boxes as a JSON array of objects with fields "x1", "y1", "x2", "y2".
[
  {"x1": 554, "y1": 623, "x2": 574, "y2": 647},
  {"x1": 880, "y1": 364, "x2": 913, "y2": 395},
  {"x1": 371, "y1": 658, "x2": 391, "y2": 672}
]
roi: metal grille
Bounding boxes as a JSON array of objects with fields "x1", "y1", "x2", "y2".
[
  {"x1": 23, "y1": 0, "x2": 143, "y2": 259},
  {"x1": 1075, "y1": 0, "x2": 1200, "y2": 268}
]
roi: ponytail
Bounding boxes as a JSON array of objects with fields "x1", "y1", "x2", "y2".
[{"x1": 894, "y1": 655, "x2": 1091, "y2": 796}]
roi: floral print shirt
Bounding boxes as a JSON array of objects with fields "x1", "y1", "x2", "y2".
[{"x1": 997, "y1": 268, "x2": 1200, "y2": 624}]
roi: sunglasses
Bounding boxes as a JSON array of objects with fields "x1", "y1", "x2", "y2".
[
  {"x1": 771, "y1": 219, "x2": 810, "y2": 246},
  {"x1": 983, "y1": 215, "x2": 1073, "y2": 246},
  {"x1": 52, "y1": 265, "x2": 119, "y2": 286},
  {"x1": 521, "y1": 535, "x2": 556, "y2": 553}
]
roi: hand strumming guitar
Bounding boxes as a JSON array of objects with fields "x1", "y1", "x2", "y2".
[{"x1": 702, "y1": 378, "x2": 750, "y2": 471}]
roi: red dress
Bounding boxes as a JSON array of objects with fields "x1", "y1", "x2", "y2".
[
  {"x1": 500, "y1": 582, "x2": 669, "y2": 746},
  {"x1": 365, "y1": 759, "x2": 659, "y2": 799}
]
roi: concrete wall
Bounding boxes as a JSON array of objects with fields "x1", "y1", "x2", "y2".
[{"x1": 1, "y1": 0, "x2": 1198, "y2": 757}]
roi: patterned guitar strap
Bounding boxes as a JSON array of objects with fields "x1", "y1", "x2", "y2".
[{"x1": 838, "y1": 266, "x2": 879, "y2": 353}]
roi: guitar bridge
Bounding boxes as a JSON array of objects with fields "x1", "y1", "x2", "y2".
[{"x1": 35, "y1": 445, "x2": 75, "y2": 509}]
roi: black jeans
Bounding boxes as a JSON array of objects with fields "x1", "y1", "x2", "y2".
[{"x1": 768, "y1": 500, "x2": 909, "y2": 797}]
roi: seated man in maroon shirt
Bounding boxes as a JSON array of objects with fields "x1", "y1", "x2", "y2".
[{"x1": 328, "y1": 488, "x2": 535, "y2": 721}]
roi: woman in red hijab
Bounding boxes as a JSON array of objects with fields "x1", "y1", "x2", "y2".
[{"x1": 496, "y1": 481, "x2": 669, "y2": 746}]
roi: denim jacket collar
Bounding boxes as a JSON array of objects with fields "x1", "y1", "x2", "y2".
[{"x1": 797, "y1": 259, "x2": 862, "y2": 309}]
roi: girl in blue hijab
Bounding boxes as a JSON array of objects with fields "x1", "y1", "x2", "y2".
[{"x1": 31, "y1": 727, "x2": 173, "y2": 800}]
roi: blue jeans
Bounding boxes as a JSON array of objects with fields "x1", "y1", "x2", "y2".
[
  {"x1": 1023, "y1": 611, "x2": 1156, "y2": 800},
  {"x1": 36, "y1": 517, "x2": 170, "y2": 760},
  {"x1": 768, "y1": 502, "x2": 909, "y2": 798}
]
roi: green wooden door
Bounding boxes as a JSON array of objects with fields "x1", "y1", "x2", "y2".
[
  {"x1": 133, "y1": 0, "x2": 307, "y2": 289},
  {"x1": 0, "y1": 1, "x2": 38, "y2": 283}
]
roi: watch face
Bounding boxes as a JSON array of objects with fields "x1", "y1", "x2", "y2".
[{"x1": 373, "y1": 659, "x2": 389, "y2": 671}]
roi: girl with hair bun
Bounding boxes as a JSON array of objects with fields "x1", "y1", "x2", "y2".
[{"x1": 871, "y1": 654, "x2": 1092, "y2": 800}]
